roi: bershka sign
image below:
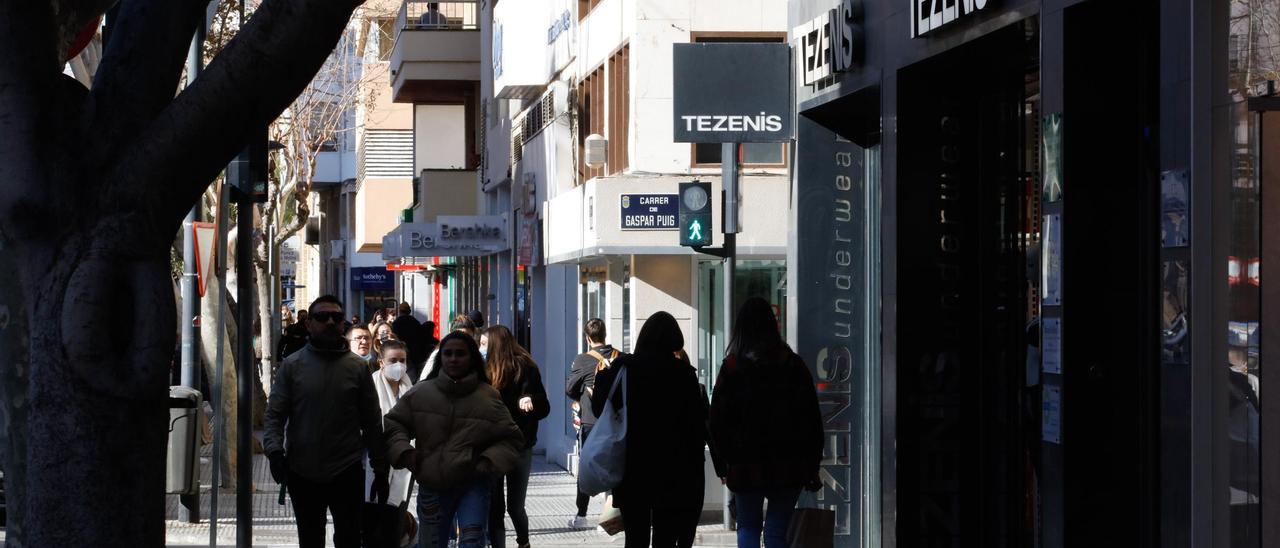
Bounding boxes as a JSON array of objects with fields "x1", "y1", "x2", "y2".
[
  {"x1": 382, "y1": 215, "x2": 509, "y2": 259},
  {"x1": 672, "y1": 43, "x2": 793, "y2": 143},
  {"x1": 910, "y1": 0, "x2": 990, "y2": 38}
]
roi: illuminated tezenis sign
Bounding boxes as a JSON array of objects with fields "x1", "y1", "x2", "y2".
[{"x1": 910, "y1": 0, "x2": 990, "y2": 38}]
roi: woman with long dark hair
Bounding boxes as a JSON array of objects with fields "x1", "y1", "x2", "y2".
[
  {"x1": 384, "y1": 331, "x2": 524, "y2": 548},
  {"x1": 483, "y1": 325, "x2": 550, "y2": 548},
  {"x1": 709, "y1": 297, "x2": 823, "y2": 548},
  {"x1": 591, "y1": 311, "x2": 708, "y2": 548}
]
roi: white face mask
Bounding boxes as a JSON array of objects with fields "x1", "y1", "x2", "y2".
[{"x1": 383, "y1": 362, "x2": 406, "y2": 382}]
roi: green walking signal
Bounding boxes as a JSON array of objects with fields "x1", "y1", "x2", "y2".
[{"x1": 679, "y1": 181, "x2": 713, "y2": 247}]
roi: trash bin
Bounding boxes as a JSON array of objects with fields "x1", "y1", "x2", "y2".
[{"x1": 166, "y1": 386, "x2": 202, "y2": 495}]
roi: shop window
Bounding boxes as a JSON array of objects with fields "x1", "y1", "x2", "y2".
[{"x1": 690, "y1": 33, "x2": 787, "y2": 169}]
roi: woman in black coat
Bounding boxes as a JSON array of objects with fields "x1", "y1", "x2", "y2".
[
  {"x1": 709, "y1": 298, "x2": 823, "y2": 548},
  {"x1": 592, "y1": 311, "x2": 708, "y2": 548}
]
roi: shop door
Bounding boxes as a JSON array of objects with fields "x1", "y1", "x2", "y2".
[
  {"x1": 1058, "y1": 2, "x2": 1160, "y2": 546},
  {"x1": 1248, "y1": 95, "x2": 1280, "y2": 548},
  {"x1": 896, "y1": 21, "x2": 1039, "y2": 548}
]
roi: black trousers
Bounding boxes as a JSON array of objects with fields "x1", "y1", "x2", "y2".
[
  {"x1": 288, "y1": 461, "x2": 365, "y2": 548},
  {"x1": 619, "y1": 504, "x2": 701, "y2": 548},
  {"x1": 575, "y1": 424, "x2": 594, "y2": 516}
]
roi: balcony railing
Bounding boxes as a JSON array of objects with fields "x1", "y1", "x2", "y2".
[{"x1": 396, "y1": 1, "x2": 479, "y2": 36}]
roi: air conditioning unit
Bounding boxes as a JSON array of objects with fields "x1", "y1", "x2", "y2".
[{"x1": 584, "y1": 134, "x2": 608, "y2": 168}]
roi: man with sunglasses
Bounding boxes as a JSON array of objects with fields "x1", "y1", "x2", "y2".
[{"x1": 265, "y1": 295, "x2": 390, "y2": 548}]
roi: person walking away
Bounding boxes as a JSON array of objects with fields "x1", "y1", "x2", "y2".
[
  {"x1": 709, "y1": 297, "x2": 823, "y2": 548},
  {"x1": 385, "y1": 332, "x2": 525, "y2": 548},
  {"x1": 419, "y1": 314, "x2": 478, "y2": 381},
  {"x1": 591, "y1": 312, "x2": 707, "y2": 548},
  {"x1": 416, "y1": 320, "x2": 439, "y2": 381},
  {"x1": 264, "y1": 295, "x2": 390, "y2": 548},
  {"x1": 362, "y1": 340, "x2": 417, "y2": 548},
  {"x1": 565, "y1": 318, "x2": 622, "y2": 528},
  {"x1": 278, "y1": 309, "x2": 310, "y2": 360},
  {"x1": 349, "y1": 325, "x2": 378, "y2": 373},
  {"x1": 484, "y1": 326, "x2": 550, "y2": 548},
  {"x1": 392, "y1": 302, "x2": 427, "y2": 375}
]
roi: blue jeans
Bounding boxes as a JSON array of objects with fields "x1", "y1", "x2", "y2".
[
  {"x1": 417, "y1": 476, "x2": 492, "y2": 548},
  {"x1": 734, "y1": 487, "x2": 801, "y2": 548}
]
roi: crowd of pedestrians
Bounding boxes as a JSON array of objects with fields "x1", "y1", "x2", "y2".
[{"x1": 265, "y1": 294, "x2": 823, "y2": 548}]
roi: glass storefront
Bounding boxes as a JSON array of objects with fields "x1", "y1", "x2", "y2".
[
  {"x1": 1223, "y1": 3, "x2": 1277, "y2": 543},
  {"x1": 696, "y1": 260, "x2": 788, "y2": 398}
]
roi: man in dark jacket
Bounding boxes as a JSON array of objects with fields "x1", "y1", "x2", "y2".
[
  {"x1": 264, "y1": 295, "x2": 389, "y2": 548},
  {"x1": 390, "y1": 302, "x2": 426, "y2": 378},
  {"x1": 564, "y1": 318, "x2": 622, "y2": 528}
]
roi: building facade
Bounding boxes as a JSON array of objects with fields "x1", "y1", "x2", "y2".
[{"x1": 787, "y1": 0, "x2": 1279, "y2": 546}]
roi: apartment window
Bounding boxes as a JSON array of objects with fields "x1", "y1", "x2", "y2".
[
  {"x1": 375, "y1": 18, "x2": 395, "y2": 61},
  {"x1": 577, "y1": 44, "x2": 629, "y2": 182},
  {"x1": 578, "y1": 66, "x2": 604, "y2": 181},
  {"x1": 690, "y1": 33, "x2": 787, "y2": 168},
  {"x1": 578, "y1": 0, "x2": 603, "y2": 21},
  {"x1": 608, "y1": 45, "x2": 630, "y2": 174}
]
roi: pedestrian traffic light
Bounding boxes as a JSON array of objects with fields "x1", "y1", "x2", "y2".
[
  {"x1": 228, "y1": 132, "x2": 269, "y2": 204},
  {"x1": 678, "y1": 181, "x2": 713, "y2": 247}
]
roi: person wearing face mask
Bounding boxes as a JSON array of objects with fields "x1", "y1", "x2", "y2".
[
  {"x1": 265, "y1": 295, "x2": 389, "y2": 548},
  {"x1": 348, "y1": 326, "x2": 378, "y2": 373},
  {"x1": 361, "y1": 340, "x2": 416, "y2": 548},
  {"x1": 385, "y1": 332, "x2": 523, "y2": 548}
]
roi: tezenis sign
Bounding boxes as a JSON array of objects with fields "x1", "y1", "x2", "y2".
[
  {"x1": 795, "y1": 0, "x2": 862, "y2": 86},
  {"x1": 910, "y1": 0, "x2": 990, "y2": 38}
]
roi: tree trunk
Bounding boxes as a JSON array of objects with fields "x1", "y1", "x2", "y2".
[
  {"x1": 0, "y1": 237, "x2": 31, "y2": 545},
  {"x1": 254, "y1": 261, "x2": 272, "y2": 426},
  {"x1": 198, "y1": 277, "x2": 238, "y2": 488},
  {"x1": 0, "y1": 0, "x2": 365, "y2": 544},
  {"x1": 24, "y1": 234, "x2": 174, "y2": 546}
]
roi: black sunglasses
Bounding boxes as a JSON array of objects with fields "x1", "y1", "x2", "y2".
[{"x1": 311, "y1": 311, "x2": 345, "y2": 324}]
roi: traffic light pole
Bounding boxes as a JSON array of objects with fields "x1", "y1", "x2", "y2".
[
  {"x1": 179, "y1": 11, "x2": 207, "y2": 526},
  {"x1": 720, "y1": 142, "x2": 738, "y2": 530},
  {"x1": 234, "y1": 151, "x2": 255, "y2": 548}
]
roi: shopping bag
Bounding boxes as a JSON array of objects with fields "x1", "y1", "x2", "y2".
[
  {"x1": 785, "y1": 498, "x2": 834, "y2": 548},
  {"x1": 598, "y1": 495, "x2": 625, "y2": 536},
  {"x1": 578, "y1": 365, "x2": 627, "y2": 495}
]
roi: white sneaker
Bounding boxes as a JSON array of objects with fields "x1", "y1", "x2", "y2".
[{"x1": 568, "y1": 516, "x2": 589, "y2": 529}]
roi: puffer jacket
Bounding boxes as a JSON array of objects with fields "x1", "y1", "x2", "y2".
[{"x1": 383, "y1": 371, "x2": 523, "y2": 490}]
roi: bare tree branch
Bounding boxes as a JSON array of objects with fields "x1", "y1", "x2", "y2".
[{"x1": 115, "y1": 0, "x2": 365, "y2": 231}]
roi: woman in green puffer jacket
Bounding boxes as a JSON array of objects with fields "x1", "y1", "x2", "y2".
[{"x1": 384, "y1": 331, "x2": 524, "y2": 548}]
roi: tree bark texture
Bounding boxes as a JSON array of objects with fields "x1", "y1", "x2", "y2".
[
  {"x1": 0, "y1": 0, "x2": 364, "y2": 545},
  {"x1": 198, "y1": 278, "x2": 238, "y2": 488}
]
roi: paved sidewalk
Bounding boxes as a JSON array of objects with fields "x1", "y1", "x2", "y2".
[{"x1": 165, "y1": 445, "x2": 735, "y2": 547}]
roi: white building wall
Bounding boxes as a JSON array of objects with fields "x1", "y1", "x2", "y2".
[{"x1": 415, "y1": 105, "x2": 469, "y2": 170}]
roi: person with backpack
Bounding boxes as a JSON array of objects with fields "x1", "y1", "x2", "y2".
[
  {"x1": 709, "y1": 297, "x2": 823, "y2": 548},
  {"x1": 564, "y1": 318, "x2": 623, "y2": 528}
]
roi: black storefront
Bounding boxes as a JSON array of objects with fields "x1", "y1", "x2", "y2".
[{"x1": 788, "y1": 1, "x2": 1279, "y2": 547}]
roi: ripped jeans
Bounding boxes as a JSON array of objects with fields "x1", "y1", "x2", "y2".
[{"x1": 417, "y1": 476, "x2": 493, "y2": 548}]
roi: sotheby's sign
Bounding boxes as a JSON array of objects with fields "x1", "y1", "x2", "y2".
[{"x1": 672, "y1": 43, "x2": 793, "y2": 143}]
